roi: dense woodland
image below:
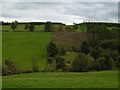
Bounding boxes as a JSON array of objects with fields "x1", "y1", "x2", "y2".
[
  {"x1": 2, "y1": 20, "x2": 120, "y2": 76},
  {"x1": 47, "y1": 22, "x2": 120, "y2": 72}
]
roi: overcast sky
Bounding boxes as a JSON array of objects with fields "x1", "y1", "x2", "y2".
[{"x1": 0, "y1": 1, "x2": 119, "y2": 25}]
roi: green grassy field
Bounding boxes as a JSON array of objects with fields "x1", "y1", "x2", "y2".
[
  {"x1": 2, "y1": 32, "x2": 52, "y2": 71},
  {"x1": 2, "y1": 71, "x2": 118, "y2": 88}
]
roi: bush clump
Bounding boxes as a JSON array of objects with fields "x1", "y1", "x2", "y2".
[
  {"x1": 2, "y1": 59, "x2": 20, "y2": 75},
  {"x1": 72, "y1": 53, "x2": 95, "y2": 72},
  {"x1": 97, "y1": 53, "x2": 115, "y2": 70},
  {"x1": 55, "y1": 56, "x2": 66, "y2": 71}
]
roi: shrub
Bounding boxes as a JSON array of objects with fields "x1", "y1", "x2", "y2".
[
  {"x1": 47, "y1": 42, "x2": 58, "y2": 57},
  {"x1": 115, "y1": 56, "x2": 120, "y2": 68},
  {"x1": 32, "y1": 65, "x2": 39, "y2": 72},
  {"x1": 96, "y1": 57, "x2": 106, "y2": 71},
  {"x1": 60, "y1": 47, "x2": 66, "y2": 56},
  {"x1": 100, "y1": 39, "x2": 117, "y2": 50},
  {"x1": 58, "y1": 24, "x2": 64, "y2": 31},
  {"x1": 47, "y1": 57, "x2": 54, "y2": 64},
  {"x1": 2, "y1": 65, "x2": 9, "y2": 76},
  {"x1": 64, "y1": 63, "x2": 72, "y2": 72},
  {"x1": 109, "y1": 50, "x2": 119, "y2": 61},
  {"x1": 81, "y1": 41, "x2": 90, "y2": 55},
  {"x1": 72, "y1": 53, "x2": 95, "y2": 72},
  {"x1": 85, "y1": 55, "x2": 96, "y2": 71},
  {"x1": 47, "y1": 57, "x2": 56, "y2": 71},
  {"x1": 29, "y1": 24, "x2": 35, "y2": 31},
  {"x1": 11, "y1": 20, "x2": 18, "y2": 31},
  {"x1": 55, "y1": 56, "x2": 66, "y2": 71},
  {"x1": 32, "y1": 58, "x2": 40, "y2": 72},
  {"x1": 24, "y1": 23, "x2": 30, "y2": 31},
  {"x1": 90, "y1": 48, "x2": 100, "y2": 60},
  {"x1": 5, "y1": 59, "x2": 20, "y2": 74},
  {"x1": 98, "y1": 53, "x2": 115, "y2": 70},
  {"x1": 65, "y1": 26, "x2": 73, "y2": 31},
  {"x1": 47, "y1": 63, "x2": 56, "y2": 71},
  {"x1": 44, "y1": 21, "x2": 52, "y2": 32}
]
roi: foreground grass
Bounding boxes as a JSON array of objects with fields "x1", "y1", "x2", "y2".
[
  {"x1": 2, "y1": 32, "x2": 52, "y2": 71},
  {"x1": 2, "y1": 71, "x2": 118, "y2": 88}
]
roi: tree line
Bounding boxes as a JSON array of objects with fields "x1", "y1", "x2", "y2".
[
  {"x1": 7, "y1": 20, "x2": 120, "y2": 32},
  {"x1": 46, "y1": 24, "x2": 120, "y2": 72}
]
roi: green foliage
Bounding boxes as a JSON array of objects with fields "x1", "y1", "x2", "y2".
[
  {"x1": 29, "y1": 24, "x2": 35, "y2": 31},
  {"x1": 109, "y1": 50, "x2": 119, "y2": 61},
  {"x1": 99, "y1": 53, "x2": 115, "y2": 70},
  {"x1": 100, "y1": 39, "x2": 117, "y2": 50},
  {"x1": 24, "y1": 24, "x2": 35, "y2": 32},
  {"x1": 65, "y1": 26, "x2": 73, "y2": 31},
  {"x1": 76, "y1": 24, "x2": 87, "y2": 32},
  {"x1": 4, "y1": 59, "x2": 20, "y2": 75},
  {"x1": 60, "y1": 47, "x2": 66, "y2": 56},
  {"x1": 2, "y1": 24, "x2": 44, "y2": 31},
  {"x1": 47, "y1": 57, "x2": 54, "y2": 64},
  {"x1": 96, "y1": 25, "x2": 110, "y2": 40},
  {"x1": 96, "y1": 57, "x2": 106, "y2": 70},
  {"x1": 86, "y1": 24, "x2": 97, "y2": 39},
  {"x1": 115, "y1": 56, "x2": 120, "y2": 68},
  {"x1": 11, "y1": 20, "x2": 18, "y2": 31},
  {"x1": 47, "y1": 42, "x2": 58, "y2": 57},
  {"x1": 73, "y1": 23, "x2": 78, "y2": 31},
  {"x1": 47, "y1": 57, "x2": 56, "y2": 71},
  {"x1": 32, "y1": 58, "x2": 39, "y2": 72},
  {"x1": 81, "y1": 41, "x2": 90, "y2": 55},
  {"x1": 2, "y1": 65, "x2": 9, "y2": 76},
  {"x1": 51, "y1": 25, "x2": 58, "y2": 32},
  {"x1": 64, "y1": 64, "x2": 72, "y2": 72},
  {"x1": 55, "y1": 56, "x2": 66, "y2": 70},
  {"x1": 87, "y1": 24, "x2": 110, "y2": 40},
  {"x1": 85, "y1": 55, "x2": 96, "y2": 70},
  {"x1": 63, "y1": 52, "x2": 77, "y2": 64},
  {"x1": 44, "y1": 21, "x2": 52, "y2": 32},
  {"x1": 32, "y1": 65, "x2": 39, "y2": 72},
  {"x1": 72, "y1": 53, "x2": 95, "y2": 72},
  {"x1": 58, "y1": 24, "x2": 64, "y2": 31},
  {"x1": 109, "y1": 28, "x2": 119, "y2": 39},
  {"x1": 90, "y1": 48, "x2": 100, "y2": 60},
  {"x1": 24, "y1": 23, "x2": 30, "y2": 31},
  {"x1": 47, "y1": 63, "x2": 56, "y2": 71}
]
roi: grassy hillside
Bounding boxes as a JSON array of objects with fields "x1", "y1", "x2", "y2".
[
  {"x1": 2, "y1": 71, "x2": 118, "y2": 88},
  {"x1": 2, "y1": 32, "x2": 52, "y2": 71}
]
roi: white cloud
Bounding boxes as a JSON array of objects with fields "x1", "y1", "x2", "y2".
[
  {"x1": 1, "y1": 2, "x2": 118, "y2": 24},
  {"x1": 1, "y1": 0, "x2": 120, "y2": 2}
]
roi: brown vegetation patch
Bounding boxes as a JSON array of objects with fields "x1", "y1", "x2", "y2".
[{"x1": 53, "y1": 32, "x2": 88, "y2": 48}]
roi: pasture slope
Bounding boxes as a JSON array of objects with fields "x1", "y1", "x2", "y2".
[
  {"x1": 2, "y1": 71, "x2": 118, "y2": 88},
  {"x1": 2, "y1": 32, "x2": 52, "y2": 71}
]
